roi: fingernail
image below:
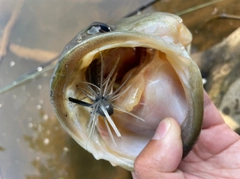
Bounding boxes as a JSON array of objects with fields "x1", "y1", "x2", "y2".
[{"x1": 152, "y1": 118, "x2": 171, "y2": 140}]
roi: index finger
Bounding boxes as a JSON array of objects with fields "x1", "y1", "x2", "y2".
[{"x1": 202, "y1": 90, "x2": 225, "y2": 129}]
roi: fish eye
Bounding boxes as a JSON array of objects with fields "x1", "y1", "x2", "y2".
[{"x1": 86, "y1": 22, "x2": 112, "y2": 35}]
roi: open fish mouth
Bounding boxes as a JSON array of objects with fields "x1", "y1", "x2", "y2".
[{"x1": 50, "y1": 12, "x2": 203, "y2": 171}]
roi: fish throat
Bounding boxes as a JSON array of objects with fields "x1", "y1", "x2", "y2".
[{"x1": 68, "y1": 54, "x2": 142, "y2": 144}]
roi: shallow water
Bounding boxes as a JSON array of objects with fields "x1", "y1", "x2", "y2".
[{"x1": 0, "y1": 0, "x2": 239, "y2": 178}]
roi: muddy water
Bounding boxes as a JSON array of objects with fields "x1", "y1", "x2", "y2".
[{"x1": 0, "y1": 0, "x2": 239, "y2": 179}]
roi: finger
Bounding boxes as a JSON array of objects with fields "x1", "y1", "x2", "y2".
[
  {"x1": 202, "y1": 91, "x2": 225, "y2": 129},
  {"x1": 133, "y1": 118, "x2": 182, "y2": 179},
  {"x1": 182, "y1": 91, "x2": 238, "y2": 160}
]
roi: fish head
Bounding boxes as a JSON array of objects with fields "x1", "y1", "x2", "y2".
[{"x1": 50, "y1": 12, "x2": 203, "y2": 171}]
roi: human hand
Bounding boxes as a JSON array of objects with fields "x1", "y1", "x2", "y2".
[{"x1": 132, "y1": 91, "x2": 240, "y2": 179}]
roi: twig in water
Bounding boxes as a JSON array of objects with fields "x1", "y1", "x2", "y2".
[{"x1": 0, "y1": 0, "x2": 24, "y2": 62}]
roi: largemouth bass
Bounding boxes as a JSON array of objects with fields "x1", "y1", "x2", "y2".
[{"x1": 50, "y1": 12, "x2": 203, "y2": 171}]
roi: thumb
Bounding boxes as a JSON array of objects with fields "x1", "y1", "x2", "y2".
[{"x1": 133, "y1": 118, "x2": 183, "y2": 179}]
